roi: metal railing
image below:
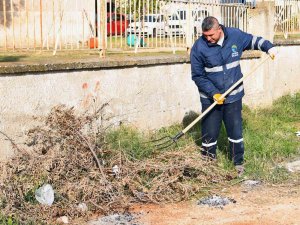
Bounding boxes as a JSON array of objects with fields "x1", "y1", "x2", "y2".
[
  {"x1": 0, "y1": 0, "x2": 95, "y2": 53},
  {"x1": 101, "y1": 0, "x2": 250, "y2": 53},
  {"x1": 274, "y1": 0, "x2": 300, "y2": 37},
  {"x1": 0, "y1": 0, "x2": 250, "y2": 53}
]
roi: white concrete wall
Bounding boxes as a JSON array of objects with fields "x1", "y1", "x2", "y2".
[
  {"x1": 0, "y1": 46, "x2": 300, "y2": 160},
  {"x1": 242, "y1": 46, "x2": 300, "y2": 106}
]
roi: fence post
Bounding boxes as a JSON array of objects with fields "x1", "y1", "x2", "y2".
[
  {"x1": 3, "y1": 0, "x2": 7, "y2": 51},
  {"x1": 26, "y1": 0, "x2": 29, "y2": 49},
  {"x1": 40, "y1": 0, "x2": 43, "y2": 50},
  {"x1": 186, "y1": 0, "x2": 193, "y2": 54},
  {"x1": 99, "y1": 0, "x2": 106, "y2": 57},
  {"x1": 10, "y1": 0, "x2": 15, "y2": 51}
]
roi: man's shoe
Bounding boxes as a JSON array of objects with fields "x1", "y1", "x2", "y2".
[
  {"x1": 201, "y1": 154, "x2": 217, "y2": 163},
  {"x1": 235, "y1": 165, "x2": 245, "y2": 177}
]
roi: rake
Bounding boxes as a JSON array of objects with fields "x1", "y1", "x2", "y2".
[{"x1": 152, "y1": 55, "x2": 271, "y2": 150}]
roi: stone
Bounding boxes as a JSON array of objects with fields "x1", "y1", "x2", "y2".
[
  {"x1": 56, "y1": 216, "x2": 69, "y2": 224},
  {"x1": 286, "y1": 160, "x2": 300, "y2": 172}
]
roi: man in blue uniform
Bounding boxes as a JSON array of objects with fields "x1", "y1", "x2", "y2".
[{"x1": 190, "y1": 16, "x2": 275, "y2": 176}]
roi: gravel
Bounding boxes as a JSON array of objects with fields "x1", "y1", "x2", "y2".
[
  {"x1": 88, "y1": 213, "x2": 141, "y2": 225},
  {"x1": 197, "y1": 195, "x2": 236, "y2": 208}
]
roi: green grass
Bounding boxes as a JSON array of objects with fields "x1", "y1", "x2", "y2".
[
  {"x1": 0, "y1": 49, "x2": 187, "y2": 64},
  {"x1": 242, "y1": 93, "x2": 300, "y2": 181},
  {"x1": 274, "y1": 33, "x2": 300, "y2": 41},
  {"x1": 105, "y1": 125, "x2": 155, "y2": 160},
  {"x1": 105, "y1": 93, "x2": 300, "y2": 182}
]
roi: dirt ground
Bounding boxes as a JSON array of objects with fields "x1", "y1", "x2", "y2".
[{"x1": 132, "y1": 180, "x2": 300, "y2": 225}]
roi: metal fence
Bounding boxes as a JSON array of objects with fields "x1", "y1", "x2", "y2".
[
  {"x1": 274, "y1": 0, "x2": 300, "y2": 37},
  {"x1": 0, "y1": 0, "x2": 251, "y2": 53},
  {"x1": 0, "y1": 0, "x2": 95, "y2": 53}
]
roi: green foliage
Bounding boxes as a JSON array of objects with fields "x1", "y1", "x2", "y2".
[{"x1": 120, "y1": 0, "x2": 161, "y2": 18}]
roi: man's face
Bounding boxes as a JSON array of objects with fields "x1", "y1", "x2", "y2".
[{"x1": 203, "y1": 25, "x2": 222, "y2": 44}]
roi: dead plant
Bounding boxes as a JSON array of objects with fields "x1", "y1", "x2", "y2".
[{"x1": 0, "y1": 104, "x2": 230, "y2": 224}]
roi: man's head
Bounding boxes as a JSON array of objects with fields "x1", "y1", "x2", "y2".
[{"x1": 201, "y1": 16, "x2": 223, "y2": 44}]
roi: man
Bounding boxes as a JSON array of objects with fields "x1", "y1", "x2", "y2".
[{"x1": 190, "y1": 16, "x2": 275, "y2": 176}]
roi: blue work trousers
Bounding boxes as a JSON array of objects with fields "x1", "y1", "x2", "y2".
[{"x1": 201, "y1": 99, "x2": 244, "y2": 165}]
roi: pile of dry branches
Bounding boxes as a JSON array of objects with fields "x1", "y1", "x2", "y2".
[{"x1": 0, "y1": 105, "x2": 230, "y2": 223}]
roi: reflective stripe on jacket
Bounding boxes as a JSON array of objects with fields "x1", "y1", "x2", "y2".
[{"x1": 190, "y1": 25, "x2": 274, "y2": 104}]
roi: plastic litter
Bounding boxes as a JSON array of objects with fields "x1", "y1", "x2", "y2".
[
  {"x1": 126, "y1": 34, "x2": 146, "y2": 47},
  {"x1": 35, "y1": 184, "x2": 54, "y2": 206},
  {"x1": 112, "y1": 165, "x2": 120, "y2": 177},
  {"x1": 78, "y1": 203, "x2": 88, "y2": 212},
  {"x1": 296, "y1": 131, "x2": 300, "y2": 137}
]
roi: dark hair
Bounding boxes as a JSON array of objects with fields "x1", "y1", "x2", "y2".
[{"x1": 202, "y1": 16, "x2": 219, "y2": 32}]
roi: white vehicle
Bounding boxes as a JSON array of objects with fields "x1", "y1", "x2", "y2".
[
  {"x1": 126, "y1": 14, "x2": 165, "y2": 37},
  {"x1": 220, "y1": 0, "x2": 256, "y2": 9},
  {"x1": 165, "y1": 9, "x2": 209, "y2": 36},
  {"x1": 165, "y1": 11, "x2": 186, "y2": 36}
]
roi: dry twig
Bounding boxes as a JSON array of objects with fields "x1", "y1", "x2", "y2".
[{"x1": 0, "y1": 105, "x2": 229, "y2": 223}]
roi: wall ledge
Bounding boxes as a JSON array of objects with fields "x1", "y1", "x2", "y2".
[
  {"x1": 0, "y1": 50, "x2": 261, "y2": 75},
  {"x1": 274, "y1": 40, "x2": 300, "y2": 46}
]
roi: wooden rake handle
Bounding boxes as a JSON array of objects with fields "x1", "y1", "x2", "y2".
[{"x1": 182, "y1": 55, "x2": 271, "y2": 135}]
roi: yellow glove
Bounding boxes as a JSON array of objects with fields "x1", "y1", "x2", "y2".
[
  {"x1": 213, "y1": 93, "x2": 225, "y2": 105},
  {"x1": 268, "y1": 47, "x2": 277, "y2": 60}
]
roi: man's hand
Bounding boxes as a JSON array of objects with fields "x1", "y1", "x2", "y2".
[
  {"x1": 268, "y1": 47, "x2": 277, "y2": 60},
  {"x1": 213, "y1": 93, "x2": 225, "y2": 105}
]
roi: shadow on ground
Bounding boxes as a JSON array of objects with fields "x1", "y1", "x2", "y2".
[{"x1": 182, "y1": 110, "x2": 230, "y2": 158}]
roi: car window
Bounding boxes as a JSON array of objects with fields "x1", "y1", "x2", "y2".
[
  {"x1": 171, "y1": 14, "x2": 179, "y2": 20},
  {"x1": 157, "y1": 15, "x2": 164, "y2": 22},
  {"x1": 107, "y1": 14, "x2": 111, "y2": 22},
  {"x1": 144, "y1": 16, "x2": 156, "y2": 22},
  {"x1": 193, "y1": 10, "x2": 209, "y2": 21},
  {"x1": 178, "y1": 11, "x2": 186, "y2": 20},
  {"x1": 107, "y1": 14, "x2": 120, "y2": 22},
  {"x1": 107, "y1": 14, "x2": 116, "y2": 22}
]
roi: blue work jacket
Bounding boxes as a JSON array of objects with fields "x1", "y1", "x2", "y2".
[{"x1": 190, "y1": 25, "x2": 274, "y2": 104}]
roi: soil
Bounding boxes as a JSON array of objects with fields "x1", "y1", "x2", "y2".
[{"x1": 131, "y1": 180, "x2": 300, "y2": 225}]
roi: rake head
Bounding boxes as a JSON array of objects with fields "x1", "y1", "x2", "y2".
[{"x1": 150, "y1": 131, "x2": 184, "y2": 150}]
